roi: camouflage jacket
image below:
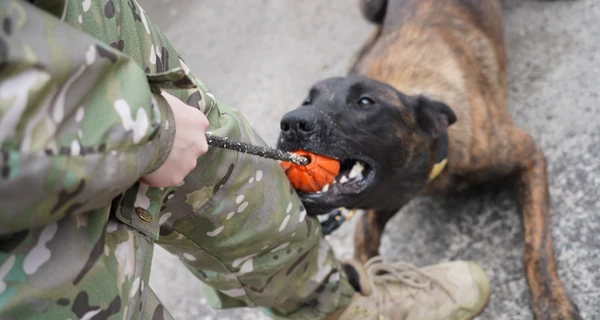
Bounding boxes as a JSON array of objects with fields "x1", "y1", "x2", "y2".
[
  {"x1": 0, "y1": 2, "x2": 355, "y2": 319},
  {"x1": 0, "y1": 0, "x2": 208, "y2": 237}
]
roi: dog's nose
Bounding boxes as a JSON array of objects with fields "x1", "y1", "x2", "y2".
[{"x1": 280, "y1": 108, "x2": 319, "y2": 140}]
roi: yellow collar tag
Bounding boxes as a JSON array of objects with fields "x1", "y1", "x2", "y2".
[
  {"x1": 428, "y1": 158, "x2": 447, "y2": 182},
  {"x1": 428, "y1": 131, "x2": 449, "y2": 182}
]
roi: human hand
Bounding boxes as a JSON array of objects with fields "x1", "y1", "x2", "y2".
[{"x1": 140, "y1": 92, "x2": 209, "y2": 187}]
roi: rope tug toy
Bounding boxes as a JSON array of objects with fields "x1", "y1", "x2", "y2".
[{"x1": 206, "y1": 133, "x2": 355, "y2": 235}]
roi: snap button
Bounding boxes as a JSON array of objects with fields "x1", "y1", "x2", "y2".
[{"x1": 135, "y1": 207, "x2": 153, "y2": 222}]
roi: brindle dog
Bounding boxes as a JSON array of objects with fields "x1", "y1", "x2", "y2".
[{"x1": 277, "y1": 0, "x2": 581, "y2": 319}]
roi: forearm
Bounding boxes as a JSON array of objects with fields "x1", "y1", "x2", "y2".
[{"x1": 0, "y1": 0, "x2": 176, "y2": 234}]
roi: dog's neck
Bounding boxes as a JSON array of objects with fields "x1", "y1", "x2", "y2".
[{"x1": 427, "y1": 132, "x2": 449, "y2": 182}]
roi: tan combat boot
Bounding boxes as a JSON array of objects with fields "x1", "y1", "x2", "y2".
[{"x1": 327, "y1": 256, "x2": 491, "y2": 320}]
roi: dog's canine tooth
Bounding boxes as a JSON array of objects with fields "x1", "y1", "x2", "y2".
[
  {"x1": 321, "y1": 184, "x2": 330, "y2": 192},
  {"x1": 348, "y1": 161, "x2": 365, "y2": 179},
  {"x1": 340, "y1": 175, "x2": 349, "y2": 184}
]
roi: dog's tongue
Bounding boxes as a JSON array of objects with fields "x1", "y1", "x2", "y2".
[{"x1": 280, "y1": 150, "x2": 340, "y2": 193}]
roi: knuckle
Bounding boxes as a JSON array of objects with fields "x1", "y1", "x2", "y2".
[
  {"x1": 199, "y1": 116, "x2": 209, "y2": 130},
  {"x1": 198, "y1": 141, "x2": 209, "y2": 155},
  {"x1": 169, "y1": 175, "x2": 184, "y2": 186},
  {"x1": 193, "y1": 111, "x2": 209, "y2": 130}
]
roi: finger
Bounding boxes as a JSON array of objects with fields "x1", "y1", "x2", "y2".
[
  {"x1": 196, "y1": 113, "x2": 210, "y2": 156},
  {"x1": 196, "y1": 134, "x2": 209, "y2": 156},
  {"x1": 140, "y1": 169, "x2": 183, "y2": 187}
]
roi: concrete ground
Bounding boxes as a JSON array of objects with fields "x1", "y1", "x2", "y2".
[{"x1": 145, "y1": 1, "x2": 600, "y2": 319}]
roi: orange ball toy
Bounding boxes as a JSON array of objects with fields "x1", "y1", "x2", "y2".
[{"x1": 281, "y1": 150, "x2": 340, "y2": 193}]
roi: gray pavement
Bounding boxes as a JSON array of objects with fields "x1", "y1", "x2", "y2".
[{"x1": 145, "y1": 1, "x2": 600, "y2": 319}]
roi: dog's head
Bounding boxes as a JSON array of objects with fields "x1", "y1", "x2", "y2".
[{"x1": 277, "y1": 75, "x2": 456, "y2": 215}]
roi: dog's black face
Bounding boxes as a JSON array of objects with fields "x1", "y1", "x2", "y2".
[{"x1": 277, "y1": 75, "x2": 456, "y2": 215}]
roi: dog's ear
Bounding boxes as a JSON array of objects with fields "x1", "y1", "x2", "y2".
[{"x1": 411, "y1": 95, "x2": 457, "y2": 138}]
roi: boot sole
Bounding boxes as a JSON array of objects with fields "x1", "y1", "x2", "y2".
[
  {"x1": 464, "y1": 284, "x2": 492, "y2": 320},
  {"x1": 459, "y1": 261, "x2": 493, "y2": 320}
]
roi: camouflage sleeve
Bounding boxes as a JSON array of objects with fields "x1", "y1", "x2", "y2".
[{"x1": 0, "y1": 1, "x2": 177, "y2": 235}]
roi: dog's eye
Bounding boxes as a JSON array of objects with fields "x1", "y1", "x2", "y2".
[{"x1": 357, "y1": 97, "x2": 375, "y2": 107}]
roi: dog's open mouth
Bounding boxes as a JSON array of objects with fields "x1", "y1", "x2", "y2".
[{"x1": 299, "y1": 156, "x2": 377, "y2": 201}]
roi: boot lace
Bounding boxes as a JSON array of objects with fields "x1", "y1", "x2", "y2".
[{"x1": 364, "y1": 257, "x2": 456, "y2": 313}]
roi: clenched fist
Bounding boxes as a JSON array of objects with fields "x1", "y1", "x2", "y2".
[{"x1": 140, "y1": 92, "x2": 209, "y2": 187}]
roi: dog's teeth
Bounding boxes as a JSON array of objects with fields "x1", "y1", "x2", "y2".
[
  {"x1": 321, "y1": 184, "x2": 330, "y2": 192},
  {"x1": 355, "y1": 161, "x2": 365, "y2": 173},
  {"x1": 348, "y1": 161, "x2": 365, "y2": 180},
  {"x1": 348, "y1": 169, "x2": 358, "y2": 179},
  {"x1": 340, "y1": 175, "x2": 349, "y2": 184}
]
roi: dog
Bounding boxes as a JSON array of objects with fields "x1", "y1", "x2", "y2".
[{"x1": 276, "y1": 0, "x2": 581, "y2": 319}]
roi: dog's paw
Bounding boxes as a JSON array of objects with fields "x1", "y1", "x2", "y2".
[{"x1": 533, "y1": 296, "x2": 582, "y2": 320}]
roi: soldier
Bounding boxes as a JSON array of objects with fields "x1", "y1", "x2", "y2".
[{"x1": 0, "y1": 1, "x2": 491, "y2": 319}]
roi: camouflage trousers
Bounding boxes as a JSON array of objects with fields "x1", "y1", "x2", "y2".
[{"x1": 0, "y1": 0, "x2": 354, "y2": 319}]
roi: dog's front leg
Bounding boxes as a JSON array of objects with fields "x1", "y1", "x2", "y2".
[
  {"x1": 516, "y1": 146, "x2": 582, "y2": 320},
  {"x1": 354, "y1": 208, "x2": 400, "y2": 263},
  {"x1": 471, "y1": 124, "x2": 580, "y2": 319}
]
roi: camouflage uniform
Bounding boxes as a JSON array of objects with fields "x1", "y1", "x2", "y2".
[{"x1": 0, "y1": 0, "x2": 354, "y2": 319}]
